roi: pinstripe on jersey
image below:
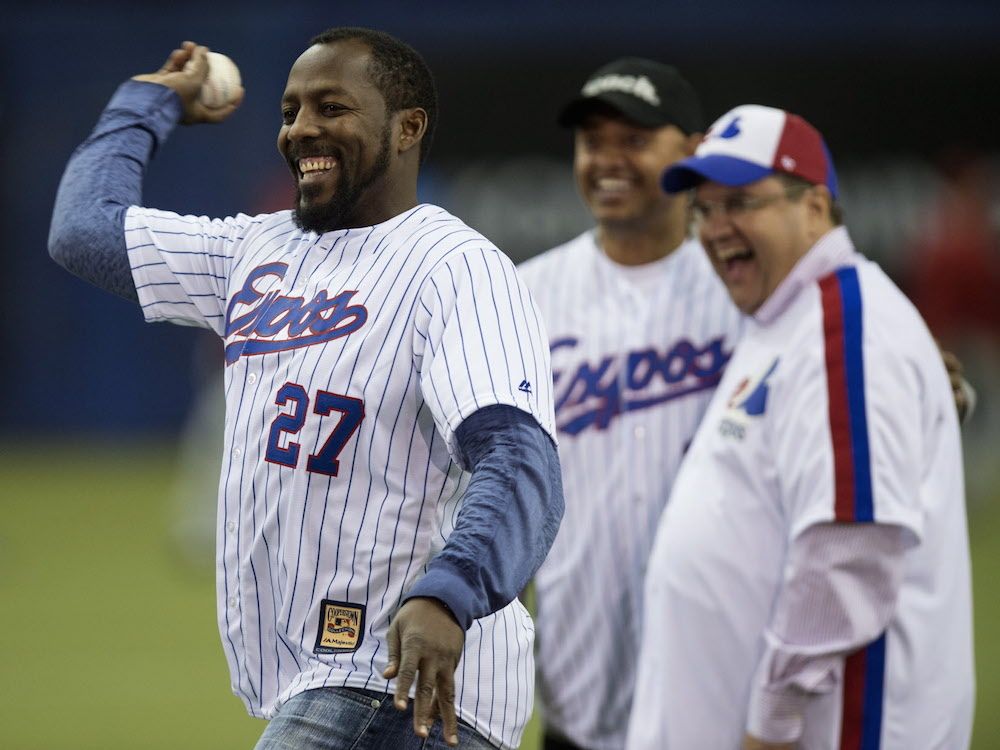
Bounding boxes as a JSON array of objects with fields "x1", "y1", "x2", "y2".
[
  {"x1": 126, "y1": 203, "x2": 554, "y2": 750},
  {"x1": 518, "y1": 231, "x2": 743, "y2": 750}
]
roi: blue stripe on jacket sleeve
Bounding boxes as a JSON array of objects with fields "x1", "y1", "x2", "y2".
[
  {"x1": 837, "y1": 268, "x2": 874, "y2": 522},
  {"x1": 861, "y1": 632, "x2": 887, "y2": 749}
]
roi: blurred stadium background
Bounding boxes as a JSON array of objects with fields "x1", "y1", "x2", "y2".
[{"x1": 2, "y1": 1, "x2": 998, "y2": 747}]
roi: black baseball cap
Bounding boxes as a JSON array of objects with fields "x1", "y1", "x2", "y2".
[{"x1": 557, "y1": 57, "x2": 704, "y2": 135}]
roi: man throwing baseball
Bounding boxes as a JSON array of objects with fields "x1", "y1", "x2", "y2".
[
  {"x1": 628, "y1": 105, "x2": 975, "y2": 749},
  {"x1": 49, "y1": 28, "x2": 563, "y2": 750}
]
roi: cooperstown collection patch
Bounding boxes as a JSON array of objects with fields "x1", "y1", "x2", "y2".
[{"x1": 315, "y1": 600, "x2": 366, "y2": 654}]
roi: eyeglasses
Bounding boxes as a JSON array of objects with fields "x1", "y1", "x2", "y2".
[{"x1": 690, "y1": 189, "x2": 802, "y2": 224}]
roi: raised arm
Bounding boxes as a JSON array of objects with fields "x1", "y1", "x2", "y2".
[{"x1": 48, "y1": 43, "x2": 243, "y2": 300}]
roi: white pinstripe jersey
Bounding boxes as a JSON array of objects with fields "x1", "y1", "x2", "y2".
[
  {"x1": 518, "y1": 231, "x2": 743, "y2": 750},
  {"x1": 125, "y1": 202, "x2": 555, "y2": 749}
]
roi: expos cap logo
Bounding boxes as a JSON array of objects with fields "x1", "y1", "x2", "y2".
[
  {"x1": 223, "y1": 262, "x2": 368, "y2": 365},
  {"x1": 716, "y1": 116, "x2": 742, "y2": 139}
]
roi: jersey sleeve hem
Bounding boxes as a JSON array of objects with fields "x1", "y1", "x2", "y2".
[
  {"x1": 790, "y1": 506, "x2": 923, "y2": 545},
  {"x1": 124, "y1": 206, "x2": 205, "y2": 327},
  {"x1": 443, "y1": 394, "x2": 557, "y2": 468},
  {"x1": 124, "y1": 206, "x2": 246, "y2": 333}
]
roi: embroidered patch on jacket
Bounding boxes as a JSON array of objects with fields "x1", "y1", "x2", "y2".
[
  {"x1": 718, "y1": 358, "x2": 780, "y2": 440},
  {"x1": 315, "y1": 600, "x2": 366, "y2": 654}
]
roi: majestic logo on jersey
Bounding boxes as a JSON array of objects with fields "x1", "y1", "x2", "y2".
[
  {"x1": 224, "y1": 262, "x2": 368, "y2": 365},
  {"x1": 550, "y1": 336, "x2": 731, "y2": 435},
  {"x1": 315, "y1": 600, "x2": 366, "y2": 654},
  {"x1": 719, "y1": 357, "x2": 779, "y2": 439}
]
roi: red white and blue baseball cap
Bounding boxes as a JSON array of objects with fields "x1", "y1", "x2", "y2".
[{"x1": 661, "y1": 104, "x2": 839, "y2": 199}]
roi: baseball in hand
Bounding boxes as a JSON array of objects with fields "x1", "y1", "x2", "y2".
[{"x1": 198, "y1": 51, "x2": 242, "y2": 109}]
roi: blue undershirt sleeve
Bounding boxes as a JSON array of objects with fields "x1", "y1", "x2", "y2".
[
  {"x1": 403, "y1": 404, "x2": 564, "y2": 630},
  {"x1": 48, "y1": 80, "x2": 183, "y2": 301}
]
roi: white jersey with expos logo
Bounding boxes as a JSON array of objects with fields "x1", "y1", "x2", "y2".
[
  {"x1": 518, "y1": 231, "x2": 743, "y2": 749},
  {"x1": 125, "y1": 202, "x2": 555, "y2": 750},
  {"x1": 629, "y1": 229, "x2": 973, "y2": 749}
]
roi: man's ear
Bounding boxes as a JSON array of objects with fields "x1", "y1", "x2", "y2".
[
  {"x1": 805, "y1": 184, "x2": 833, "y2": 219},
  {"x1": 803, "y1": 184, "x2": 836, "y2": 239},
  {"x1": 396, "y1": 107, "x2": 428, "y2": 155}
]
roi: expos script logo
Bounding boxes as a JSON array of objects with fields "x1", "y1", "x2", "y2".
[
  {"x1": 223, "y1": 262, "x2": 368, "y2": 365},
  {"x1": 551, "y1": 336, "x2": 731, "y2": 435}
]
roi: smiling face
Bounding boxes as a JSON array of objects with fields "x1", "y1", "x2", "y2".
[
  {"x1": 277, "y1": 39, "x2": 395, "y2": 232},
  {"x1": 574, "y1": 108, "x2": 696, "y2": 232},
  {"x1": 695, "y1": 176, "x2": 833, "y2": 314}
]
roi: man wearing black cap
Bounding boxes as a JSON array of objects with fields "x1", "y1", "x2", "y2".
[
  {"x1": 518, "y1": 59, "x2": 745, "y2": 750},
  {"x1": 628, "y1": 104, "x2": 973, "y2": 750}
]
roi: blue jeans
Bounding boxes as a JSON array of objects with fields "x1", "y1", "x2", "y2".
[{"x1": 254, "y1": 687, "x2": 498, "y2": 750}]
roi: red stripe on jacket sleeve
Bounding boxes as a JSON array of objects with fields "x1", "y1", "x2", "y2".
[
  {"x1": 820, "y1": 274, "x2": 855, "y2": 521},
  {"x1": 840, "y1": 647, "x2": 867, "y2": 750}
]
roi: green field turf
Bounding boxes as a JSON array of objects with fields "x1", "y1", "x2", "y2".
[{"x1": 1, "y1": 441, "x2": 996, "y2": 749}]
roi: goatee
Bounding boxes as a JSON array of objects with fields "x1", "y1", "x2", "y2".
[{"x1": 292, "y1": 125, "x2": 392, "y2": 233}]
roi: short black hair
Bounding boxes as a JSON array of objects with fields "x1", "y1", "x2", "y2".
[{"x1": 309, "y1": 27, "x2": 438, "y2": 164}]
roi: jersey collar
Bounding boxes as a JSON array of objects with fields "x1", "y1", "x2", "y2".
[{"x1": 753, "y1": 225, "x2": 857, "y2": 325}]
